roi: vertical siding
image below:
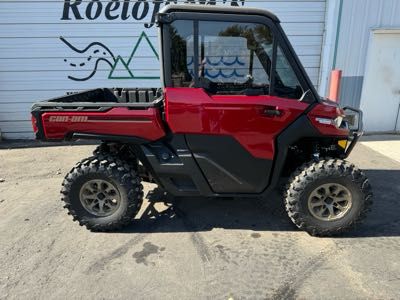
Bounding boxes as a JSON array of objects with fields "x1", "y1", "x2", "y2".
[
  {"x1": 0, "y1": 0, "x2": 326, "y2": 139},
  {"x1": 335, "y1": 0, "x2": 400, "y2": 108}
]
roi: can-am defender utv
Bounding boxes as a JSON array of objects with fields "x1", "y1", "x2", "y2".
[{"x1": 31, "y1": 4, "x2": 372, "y2": 236}]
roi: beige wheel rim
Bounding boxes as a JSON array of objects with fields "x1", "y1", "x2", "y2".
[
  {"x1": 308, "y1": 183, "x2": 352, "y2": 221},
  {"x1": 79, "y1": 179, "x2": 121, "y2": 217}
]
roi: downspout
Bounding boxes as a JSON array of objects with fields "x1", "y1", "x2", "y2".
[
  {"x1": 332, "y1": 0, "x2": 343, "y2": 69},
  {"x1": 318, "y1": 0, "x2": 343, "y2": 97}
]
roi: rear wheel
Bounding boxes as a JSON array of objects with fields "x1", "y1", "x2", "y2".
[
  {"x1": 284, "y1": 159, "x2": 372, "y2": 236},
  {"x1": 61, "y1": 154, "x2": 143, "y2": 231}
]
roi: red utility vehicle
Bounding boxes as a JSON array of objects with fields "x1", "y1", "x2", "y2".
[{"x1": 31, "y1": 5, "x2": 372, "y2": 236}]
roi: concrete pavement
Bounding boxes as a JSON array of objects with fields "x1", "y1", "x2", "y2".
[{"x1": 0, "y1": 141, "x2": 399, "y2": 299}]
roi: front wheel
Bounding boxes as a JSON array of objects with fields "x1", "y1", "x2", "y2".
[
  {"x1": 61, "y1": 153, "x2": 143, "y2": 231},
  {"x1": 284, "y1": 159, "x2": 372, "y2": 236}
]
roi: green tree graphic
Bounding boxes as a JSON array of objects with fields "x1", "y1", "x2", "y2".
[{"x1": 109, "y1": 31, "x2": 160, "y2": 80}]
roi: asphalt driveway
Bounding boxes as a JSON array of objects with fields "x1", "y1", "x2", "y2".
[{"x1": 0, "y1": 140, "x2": 399, "y2": 299}]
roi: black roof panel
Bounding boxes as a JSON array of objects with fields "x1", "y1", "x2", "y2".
[{"x1": 159, "y1": 4, "x2": 280, "y2": 23}]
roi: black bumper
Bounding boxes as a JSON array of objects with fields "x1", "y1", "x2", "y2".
[{"x1": 343, "y1": 106, "x2": 363, "y2": 158}]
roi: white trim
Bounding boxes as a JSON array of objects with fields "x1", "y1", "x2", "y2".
[{"x1": 371, "y1": 28, "x2": 400, "y2": 34}]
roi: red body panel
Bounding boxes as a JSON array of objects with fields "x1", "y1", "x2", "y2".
[
  {"x1": 164, "y1": 88, "x2": 309, "y2": 159},
  {"x1": 40, "y1": 107, "x2": 166, "y2": 141},
  {"x1": 307, "y1": 101, "x2": 349, "y2": 136}
]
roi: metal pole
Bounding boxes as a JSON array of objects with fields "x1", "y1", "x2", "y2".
[{"x1": 328, "y1": 69, "x2": 342, "y2": 102}]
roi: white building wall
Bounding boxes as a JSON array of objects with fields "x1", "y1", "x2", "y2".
[
  {"x1": 0, "y1": 0, "x2": 326, "y2": 139},
  {"x1": 331, "y1": 0, "x2": 400, "y2": 108}
]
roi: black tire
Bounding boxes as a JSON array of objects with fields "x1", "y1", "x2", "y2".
[
  {"x1": 284, "y1": 159, "x2": 372, "y2": 236},
  {"x1": 61, "y1": 153, "x2": 143, "y2": 231}
]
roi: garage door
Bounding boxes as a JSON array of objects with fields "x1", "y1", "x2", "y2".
[
  {"x1": 0, "y1": 0, "x2": 325, "y2": 139},
  {"x1": 361, "y1": 29, "x2": 400, "y2": 132}
]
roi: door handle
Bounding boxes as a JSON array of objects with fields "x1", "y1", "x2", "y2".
[{"x1": 263, "y1": 107, "x2": 282, "y2": 117}]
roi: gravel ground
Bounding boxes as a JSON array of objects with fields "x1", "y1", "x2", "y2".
[{"x1": 0, "y1": 142, "x2": 399, "y2": 299}]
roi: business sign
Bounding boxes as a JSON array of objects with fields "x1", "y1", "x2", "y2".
[{"x1": 0, "y1": 0, "x2": 324, "y2": 138}]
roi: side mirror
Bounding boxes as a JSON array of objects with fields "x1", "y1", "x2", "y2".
[{"x1": 300, "y1": 89, "x2": 314, "y2": 102}]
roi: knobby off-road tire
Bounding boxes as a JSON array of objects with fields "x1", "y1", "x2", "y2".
[
  {"x1": 61, "y1": 153, "x2": 143, "y2": 231},
  {"x1": 284, "y1": 159, "x2": 372, "y2": 236}
]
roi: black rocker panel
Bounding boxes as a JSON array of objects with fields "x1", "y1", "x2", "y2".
[{"x1": 185, "y1": 134, "x2": 272, "y2": 193}]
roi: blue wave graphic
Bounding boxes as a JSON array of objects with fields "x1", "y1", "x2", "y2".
[
  {"x1": 186, "y1": 56, "x2": 194, "y2": 66},
  {"x1": 188, "y1": 68, "x2": 244, "y2": 79},
  {"x1": 187, "y1": 56, "x2": 245, "y2": 67},
  {"x1": 206, "y1": 56, "x2": 245, "y2": 66}
]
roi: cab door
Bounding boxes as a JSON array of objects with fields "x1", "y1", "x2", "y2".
[{"x1": 163, "y1": 16, "x2": 314, "y2": 194}]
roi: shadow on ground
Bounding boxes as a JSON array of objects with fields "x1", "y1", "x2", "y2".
[
  {"x1": 0, "y1": 139, "x2": 98, "y2": 150},
  {"x1": 361, "y1": 134, "x2": 400, "y2": 142},
  {"x1": 115, "y1": 169, "x2": 400, "y2": 238}
]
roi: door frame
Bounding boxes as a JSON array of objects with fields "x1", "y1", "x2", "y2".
[{"x1": 361, "y1": 28, "x2": 400, "y2": 133}]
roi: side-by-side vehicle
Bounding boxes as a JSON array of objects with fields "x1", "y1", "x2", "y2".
[{"x1": 31, "y1": 5, "x2": 372, "y2": 236}]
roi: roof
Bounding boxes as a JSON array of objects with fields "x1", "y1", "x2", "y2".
[{"x1": 158, "y1": 4, "x2": 280, "y2": 23}]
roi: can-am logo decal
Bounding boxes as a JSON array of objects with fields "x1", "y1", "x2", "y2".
[
  {"x1": 60, "y1": 0, "x2": 245, "y2": 81},
  {"x1": 49, "y1": 116, "x2": 88, "y2": 122}
]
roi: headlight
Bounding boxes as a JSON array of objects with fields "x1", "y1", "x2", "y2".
[
  {"x1": 342, "y1": 107, "x2": 362, "y2": 132},
  {"x1": 315, "y1": 116, "x2": 344, "y2": 128},
  {"x1": 333, "y1": 116, "x2": 343, "y2": 128}
]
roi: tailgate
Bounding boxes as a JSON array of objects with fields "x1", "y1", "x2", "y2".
[{"x1": 31, "y1": 104, "x2": 166, "y2": 143}]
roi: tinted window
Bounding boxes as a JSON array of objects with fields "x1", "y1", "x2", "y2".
[
  {"x1": 168, "y1": 19, "x2": 304, "y2": 99},
  {"x1": 196, "y1": 21, "x2": 273, "y2": 94},
  {"x1": 169, "y1": 20, "x2": 194, "y2": 87},
  {"x1": 274, "y1": 46, "x2": 303, "y2": 99}
]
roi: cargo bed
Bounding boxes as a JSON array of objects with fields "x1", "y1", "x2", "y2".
[
  {"x1": 31, "y1": 88, "x2": 163, "y2": 111},
  {"x1": 31, "y1": 88, "x2": 166, "y2": 142}
]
